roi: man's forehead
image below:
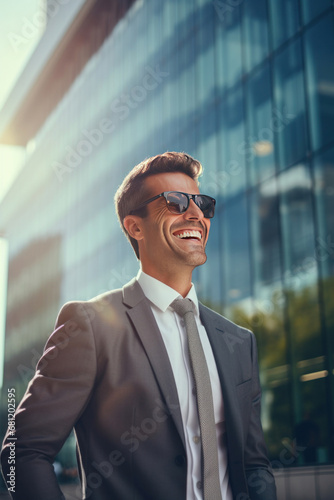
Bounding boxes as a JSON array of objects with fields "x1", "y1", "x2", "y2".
[{"x1": 143, "y1": 172, "x2": 200, "y2": 195}]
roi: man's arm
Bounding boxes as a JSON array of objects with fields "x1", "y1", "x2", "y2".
[
  {"x1": 1, "y1": 302, "x2": 97, "y2": 500},
  {"x1": 244, "y1": 333, "x2": 277, "y2": 500}
]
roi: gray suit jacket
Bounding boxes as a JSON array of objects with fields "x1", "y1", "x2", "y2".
[{"x1": 1, "y1": 279, "x2": 277, "y2": 500}]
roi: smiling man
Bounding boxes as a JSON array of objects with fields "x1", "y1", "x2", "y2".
[{"x1": 1, "y1": 152, "x2": 277, "y2": 500}]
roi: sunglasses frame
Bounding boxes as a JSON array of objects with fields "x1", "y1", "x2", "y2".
[{"x1": 130, "y1": 191, "x2": 216, "y2": 218}]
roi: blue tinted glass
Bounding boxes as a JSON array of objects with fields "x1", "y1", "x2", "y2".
[
  {"x1": 313, "y1": 147, "x2": 334, "y2": 442},
  {"x1": 195, "y1": 8, "x2": 215, "y2": 108},
  {"x1": 246, "y1": 64, "x2": 276, "y2": 185},
  {"x1": 250, "y1": 179, "x2": 282, "y2": 290},
  {"x1": 196, "y1": 105, "x2": 219, "y2": 195},
  {"x1": 313, "y1": 147, "x2": 334, "y2": 279},
  {"x1": 273, "y1": 39, "x2": 308, "y2": 169},
  {"x1": 214, "y1": 0, "x2": 242, "y2": 90},
  {"x1": 242, "y1": 0, "x2": 269, "y2": 72},
  {"x1": 221, "y1": 196, "x2": 251, "y2": 305},
  {"x1": 177, "y1": 37, "x2": 196, "y2": 118},
  {"x1": 279, "y1": 164, "x2": 323, "y2": 361},
  {"x1": 279, "y1": 164, "x2": 316, "y2": 275},
  {"x1": 304, "y1": 14, "x2": 334, "y2": 151},
  {"x1": 301, "y1": 0, "x2": 332, "y2": 24},
  {"x1": 216, "y1": 85, "x2": 246, "y2": 199},
  {"x1": 268, "y1": 0, "x2": 300, "y2": 49}
]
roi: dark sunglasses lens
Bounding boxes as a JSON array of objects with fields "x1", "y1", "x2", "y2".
[
  {"x1": 166, "y1": 192, "x2": 188, "y2": 213},
  {"x1": 195, "y1": 195, "x2": 215, "y2": 218}
]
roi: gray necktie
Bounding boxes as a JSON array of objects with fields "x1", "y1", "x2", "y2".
[{"x1": 171, "y1": 298, "x2": 222, "y2": 500}]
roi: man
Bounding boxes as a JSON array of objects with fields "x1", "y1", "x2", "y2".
[{"x1": 1, "y1": 152, "x2": 277, "y2": 500}]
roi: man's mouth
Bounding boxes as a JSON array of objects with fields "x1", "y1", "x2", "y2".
[{"x1": 173, "y1": 229, "x2": 202, "y2": 241}]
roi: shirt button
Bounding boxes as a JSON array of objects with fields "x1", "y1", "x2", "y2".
[
  {"x1": 180, "y1": 319, "x2": 185, "y2": 327},
  {"x1": 193, "y1": 436, "x2": 200, "y2": 444},
  {"x1": 197, "y1": 481, "x2": 202, "y2": 489}
]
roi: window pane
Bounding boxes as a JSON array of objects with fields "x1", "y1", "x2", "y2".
[
  {"x1": 246, "y1": 64, "x2": 276, "y2": 185},
  {"x1": 221, "y1": 196, "x2": 251, "y2": 306},
  {"x1": 216, "y1": 85, "x2": 246, "y2": 199},
  {"x1": 250, "y1": 178, "x2": 282, "y2": 291},
  {"x1": 313, "y1": 146, "x2": 334, "y2": 279},
  {"x1": 278, "y1": 163, "x2": 328, "y2": 463},
  {"x1": 242, "y1": 0, "x2": 269, "y2": 72},
  {"x1": 214, "y1": 1, "x2": 243, "y2": 91},
  {"x1": 279, "y1": 164, "x2": 322, "y2": 359},
  {"x1": 301, "y1": 0, "x2": 332, "y2": 25},
  {"x1": 195, "y1": 7, "x2": 215, "y2": 109},
  {"x1": 269, "y1": 0, "x2": 300, "y2": 49},
  {"x1": 296, "y1": 376, "x2": 330, "y2": 464},
  {"x1": 273, "y1": 39, "x2": 308, "y2": 169},
  {"x1": 304, "y1": 14, "x2": 334, "y2": 151},
  {"x1": 313, "y1": 147, "x2": 334, "y2": 441},
  {"x1": 279, "y1": 164, "x2": 316, "y2": 275}
]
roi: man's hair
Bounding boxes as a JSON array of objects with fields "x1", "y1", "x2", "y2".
[{"x1": 114, "y1": 152, "x2": 203, "y2": 259}]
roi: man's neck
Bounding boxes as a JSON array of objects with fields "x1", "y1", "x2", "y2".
[{"x1": 140, "y1": 266, "x2": 193, "y2": 297}]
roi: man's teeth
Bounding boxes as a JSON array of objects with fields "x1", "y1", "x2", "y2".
[{"x1": 175, "y1": 230, "x2": 202, "y2": 240}]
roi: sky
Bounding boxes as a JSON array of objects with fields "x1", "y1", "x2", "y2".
[{"x1": 0, "y1": 0, "x2": 44, "y2": 203}]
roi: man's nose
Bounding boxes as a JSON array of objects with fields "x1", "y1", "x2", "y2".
[{"x1": 184, "y1": 199, "x2": 204, "y2": 220}]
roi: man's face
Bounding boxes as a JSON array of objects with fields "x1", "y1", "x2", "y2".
[{"x1": 133, "y1": 172, "x2": 211, "y2": 280}]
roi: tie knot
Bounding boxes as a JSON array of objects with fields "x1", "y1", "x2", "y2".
[{"x1": 170, "y1": 298, "x2": 195, "y2": 317}]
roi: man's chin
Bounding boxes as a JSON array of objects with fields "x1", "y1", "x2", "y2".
[{"x1": 183, "y1": 251, "x2": 207, "y2": 267}]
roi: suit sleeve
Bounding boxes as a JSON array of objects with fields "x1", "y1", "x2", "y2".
[
  {"x1": 0, "y1": 302, "x2": 97, "y2": 500},
  {"x1": 244, "y1": 333, "x2": 277, "y2": 500}
]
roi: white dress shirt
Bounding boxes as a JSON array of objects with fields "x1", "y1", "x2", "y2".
[{"x1": 137, "y1": 270, "x2": 232, "y2": 500}]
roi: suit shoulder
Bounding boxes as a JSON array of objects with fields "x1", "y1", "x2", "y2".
[
  {"x1": 199, "y1": 302, "x2": 253, "y2": 338},
  {"x1": 55, "y1": 288, "x2": 124, "y2": 327}
]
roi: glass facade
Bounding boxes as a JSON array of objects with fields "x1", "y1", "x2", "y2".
[{"x1": 1, "y1": 0, "x2": 334, "y2": 484}]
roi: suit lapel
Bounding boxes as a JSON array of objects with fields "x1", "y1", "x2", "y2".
[{"x1": 123, "y1": 279, "x2": 185, "y2": 448}]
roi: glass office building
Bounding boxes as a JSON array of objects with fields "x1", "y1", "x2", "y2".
[{"x1": 0, "y1": 0, "x2": 334, "y2": 496}]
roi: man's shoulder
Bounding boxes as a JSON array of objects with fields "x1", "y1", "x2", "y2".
[
  {"x1": 54, "y1": 282, "x2": 136, "y2": 330},
  {"x1": 58, "y1": 288, "x2": 121, "y2": 314},
  {"x1": 199, "y1": 302, "x2": 253, "y2": 338}
]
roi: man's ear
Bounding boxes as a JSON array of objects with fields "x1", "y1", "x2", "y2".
[{"x1": 123, "y1": 215, "x2": 144, "y2": 241}]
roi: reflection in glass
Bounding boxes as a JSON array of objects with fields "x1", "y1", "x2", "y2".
[
  {"x1": 250, "y1": 178, "x2": 281, "y2": 290},
  {"x1": 268, "y1": 0, "x2": 300, "y2": 49},
  {"x1": 304, "y1": 14, "x2": 334, "y2": 151},
  {"x1": 301, "y1": 0, "x2": 332, "y2": 25},
  {"x1": 313, "y1": 147, "x2": 334, "y2": 279},
  {"x1": 220, "y1": 196, "x2": 251, "y2": 306},
  {"x1": 246, "y1": 64, "x2": 275, "y2": 185},
  {"x1": 214, "y1": 1, "x2": 242, "y2": 91},
  {"x1": 279, "y1": 164, "x2": 316, "y2": 276},
  {"x1": 273, "y1": 39, "x2": 308, "y2": 169},
  {"x1": 313, "y1": 147, "x2": 334, "y2": 461},
  {"x1": 242, "y1": 0, "x2": 269, "y2": 72},
  {"x1": 216, "y1": 86, "x2": 246, "y2": 199},
  {"x1": 195, "y1": 8, "x2": 215, "y2": 110}
]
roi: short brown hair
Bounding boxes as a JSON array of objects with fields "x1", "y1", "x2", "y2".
[{"x1": 114, "y1": 152, "x2": 203, "y2": 258}]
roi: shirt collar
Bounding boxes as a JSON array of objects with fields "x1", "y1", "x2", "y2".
[{"x1": 136, "y1": 269, "x2": 199, "y2": 314}]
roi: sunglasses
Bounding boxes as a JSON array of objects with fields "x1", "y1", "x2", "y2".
[{"x1": 130, "y1": 191, "x2": 216, "y2": 218}]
